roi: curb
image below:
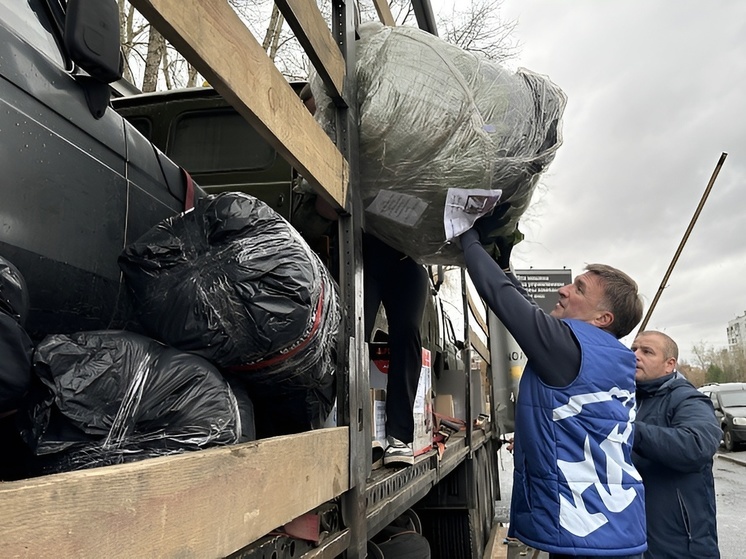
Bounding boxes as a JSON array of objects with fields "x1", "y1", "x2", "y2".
[{"x1": 716, "y1": 453, "x2": 746, "y2": 467}]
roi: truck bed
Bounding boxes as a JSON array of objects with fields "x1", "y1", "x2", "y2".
[{"x1": 0, "y1": 427, "x2": 494, "y2": 558}]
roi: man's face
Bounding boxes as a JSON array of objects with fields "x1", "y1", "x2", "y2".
[
  {"x1": 631, "y1": 333, "x2": 676, "y2": 382},
  {"x1": 549, "y1": 272, "x2": 609, "y2": 324}
]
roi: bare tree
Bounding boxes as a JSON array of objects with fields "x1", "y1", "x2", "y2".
[
  {"x1": 437, "y1": 0, "x2": 519, "y2": 62},
  {"x1": 691, "y1": 342, "x2": 746, "y2": 384},
  {"x1": 119, "y1": 0, "x2": 150, "y2": 86},
  {"x1": 186, "y1": 64, "x2": 200, "y2": 88},
  {"x1": 677, "y1": 361, "x2": 706, "y2": 387},
  {"x1": 120, "y1": 0, "x2": 519, "y2": 90},
  {"x1": 262, "y1": 4, "x2": 284, "y2": 56},
  {"x1": 141, "y1": 25, "x2": 165, "y2": 92}
]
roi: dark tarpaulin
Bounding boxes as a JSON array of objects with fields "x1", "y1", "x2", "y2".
[
  {"x1": 118, "y1": 192, "x2": 340, "y2": 435},
  {"x1": 22, "y1": 330, "x2": 248, "y2": 473}
]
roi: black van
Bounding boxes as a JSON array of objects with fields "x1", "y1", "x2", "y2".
[{"x1": 0, "y1": 0, "x2": 199, "y2": 338}]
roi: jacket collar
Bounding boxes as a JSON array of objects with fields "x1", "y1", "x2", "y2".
[{"x1": 636, "y1": 371, "x2": 683, "y2": 398}]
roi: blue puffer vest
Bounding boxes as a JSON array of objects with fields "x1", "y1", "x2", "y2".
[{"x1": 508, "y1": 319, "x2": 647, "y2": 556}]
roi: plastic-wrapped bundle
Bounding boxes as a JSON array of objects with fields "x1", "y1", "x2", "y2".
[
  {"x1": 0, "y1": 255, "x2": 33, "y2": 415},
  {"x1": 314, "y1": 22, "x2": 567, "y2": 264},
  {"x1": 23, "y1": 330, "x2": 248, "y2": 473},
  {"x1": 118, "y1": 192, "x2": 340, "y2": 434}
]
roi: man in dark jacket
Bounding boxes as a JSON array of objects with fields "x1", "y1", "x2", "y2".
[{"x1": 631, "y1": 330, "x2": 721, "y2": 559}]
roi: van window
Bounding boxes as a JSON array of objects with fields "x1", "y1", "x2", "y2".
[
  {"x1": 6, "y1": 0, "x2": 65, "y2": 67},
  {"x1": 169, "y1": 109, "x2": 275, "y2": 173}
]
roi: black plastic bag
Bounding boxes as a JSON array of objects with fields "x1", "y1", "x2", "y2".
[
  {"x1": 0, "y1": 255, "x2": 33, "y2": 415},
  {"x1": 23, "y1": 330, "x2": 249, "y2": 473},
  {"x1": 0, "y1": 255, "x2": 30, "y2": 326},
  {"x1": 118, "y1": 192, "x2": 340, "y2": 433}
]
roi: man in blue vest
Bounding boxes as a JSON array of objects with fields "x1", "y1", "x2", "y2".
[{"x1": 459, "y1": 216, "x2": 647, "y2": 559}]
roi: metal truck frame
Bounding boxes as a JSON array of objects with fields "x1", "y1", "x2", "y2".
[{"x1": 0, "y1": 1, "x2": 514, "y2": 557}]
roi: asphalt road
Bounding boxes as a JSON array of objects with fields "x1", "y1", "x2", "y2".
[{"x1": 714, "y1": 449, "x2": 746, "y2": 559}]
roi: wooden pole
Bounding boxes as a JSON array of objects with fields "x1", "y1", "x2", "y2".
[{"x1": 637, "y1": 152, "x2": 728, "y2": 334}]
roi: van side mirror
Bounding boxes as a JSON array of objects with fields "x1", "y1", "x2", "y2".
[
  {"x1": 64, "y1": 0, "x2": 123, "y2": 84},
  {"x1": 64, "y1": 0, "x2": 123, "y2": 118}
]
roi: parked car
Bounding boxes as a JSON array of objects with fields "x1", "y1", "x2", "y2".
[
  {"x1": 698, "y1": 382, "x2": 746, "y2": 451},
  {"x1": 0, "y1": 0, "x2": 200, "y2": 339}
]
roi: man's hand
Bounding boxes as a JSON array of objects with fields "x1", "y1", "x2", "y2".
[
  {"x1": 472, "y1": 204, "x2": 522, "y2": 270},
  {"x1": 472, "y1": 203, "x2": 512, "y2": 245}
]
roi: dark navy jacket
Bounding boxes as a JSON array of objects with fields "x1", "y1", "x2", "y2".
[
  {"x1": 509, "y1": 320, "x2": 647, "y2": 556},
  {"x1": 633, "y1": 373, "x2": 721, "y2": 558}
]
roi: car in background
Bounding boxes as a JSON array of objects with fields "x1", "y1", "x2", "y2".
[
  {"x1": 0, "y1": 0, "x2": 199, "y2": 339},
  {"x1": 698, "y1": 382, "x2": 746, "y2": 451}
]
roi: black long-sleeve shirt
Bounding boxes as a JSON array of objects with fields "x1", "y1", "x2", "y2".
[{"x1": 461, "y1": 229, "x2": 580, "y2": 387}]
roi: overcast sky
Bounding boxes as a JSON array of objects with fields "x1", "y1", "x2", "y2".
[{"x1": 430, "y1": 0, "x2": 746, "y2": 362}]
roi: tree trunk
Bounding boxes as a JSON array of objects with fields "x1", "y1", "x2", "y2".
[
  {"x1": 142, "y1": 26, "x2": 165, "y2": 92},
  {"x1": 118, "y1": 0, "x2": 136, "y2": 85},
  {"x1": 262, "y1": 4, "x2": 284, "y2": 61},
  {"x1": 160, "y1": 47, "x2": 173, "y2": 90},
  {"x1": 268, "y1": 13, "x2": 285, "y2": 61},
  {"x1": 186, "y1": 64, "x2": 200, "y2": 88}
]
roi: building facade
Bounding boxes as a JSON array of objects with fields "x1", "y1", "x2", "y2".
[{"x1": 726, "y1": 312, "x2": 746, "y2": 352}]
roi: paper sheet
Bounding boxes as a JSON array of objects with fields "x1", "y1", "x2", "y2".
[{"x1": 443, "y1": 188, "x2": 503, "y2": 240}]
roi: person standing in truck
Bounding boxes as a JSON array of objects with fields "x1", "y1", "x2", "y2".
[
  {"x1": 293, "y1": 84, "x2": 428, "y2": 467},
  {"x1": 631, "y1": 330, "x2": 720, "y2": 559},
  {"x1": 361, "y1": 232, "x2": 429, "y2": 466},
  {"x1": 459, "y1": 210, "x2": 647, "y2": 559}
]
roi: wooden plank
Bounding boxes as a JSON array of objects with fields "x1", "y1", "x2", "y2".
[
  {"x1": 468, "y1": 288, "x2": 489, "y2": 337},
  {"x1": 130, "y1": 0, "x2": 348, "y2": 210},
  {"x1": 484, "y1": 524, "x2": 508, "y2": 559},
  {"x1": 0, "y1": 428, "x2": 349, "y2": 558},
  {"x1": 371, "y1": 0, "x2": 396, "y2": 26},
  {"x1": 274, "y1": 0, "x2": 346, "y2": 99},
  {"x1": 470, "y1": 326, "x2": 491, "y2": 364}
]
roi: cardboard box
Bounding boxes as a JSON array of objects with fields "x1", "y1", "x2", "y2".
[
  {"x1": 413, "y1": 348, "x2": 433, "y2": 456},
  {"x1": 369, "y1": 342, "x2": 433, "y2": 456},
  {"x1": 369, "y1": 342, "x2": 390, "y2": 390},
  {"x1": 370, "y1": 388, "x2": 386, "y2": 446},
  {"x1": 435, "y1": 361, "x2": 487, "y2": 422},
  {"x1": 434, "y1": 394, "x2": 455, "y2": 418}
]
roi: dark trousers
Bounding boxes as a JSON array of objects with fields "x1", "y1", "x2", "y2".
[{"x1": 363, "y1": 233, "x2": 428, "y2": 444}]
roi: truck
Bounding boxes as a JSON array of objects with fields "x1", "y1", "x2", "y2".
[{"x1": 0, "y1": 0, "x2": 516, "y2": 557}]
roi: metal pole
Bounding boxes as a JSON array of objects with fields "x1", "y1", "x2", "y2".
[{"x1": 637, "y1": 152, "x2": 728, "y2": 334}]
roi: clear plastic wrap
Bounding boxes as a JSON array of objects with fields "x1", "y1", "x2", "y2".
[
  {"x1": 23, "y1": 330, "x2": 247, "y2": 473},
  {"x1": 119, "y1": 192, "x2": 340, "y2": 434},
  {"x1": 314, "y1": 22, "x2": 567, "y2": 264}
]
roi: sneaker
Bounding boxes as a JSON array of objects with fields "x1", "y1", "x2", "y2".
[
  {"x1": 383, "y1": 436, "x2": 414, "y2": 467},
  {"x1": 372, "y1": 439, "x2": 385, "y2": 469}
]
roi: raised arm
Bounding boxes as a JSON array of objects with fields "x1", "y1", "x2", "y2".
[{"x1": 461, "y1": 228, "x2": 580, "y2": 387}]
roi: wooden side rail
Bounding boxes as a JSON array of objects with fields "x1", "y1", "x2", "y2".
[{"x1": 0, "y1": 428, "x2": 349, "y2": 558}]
